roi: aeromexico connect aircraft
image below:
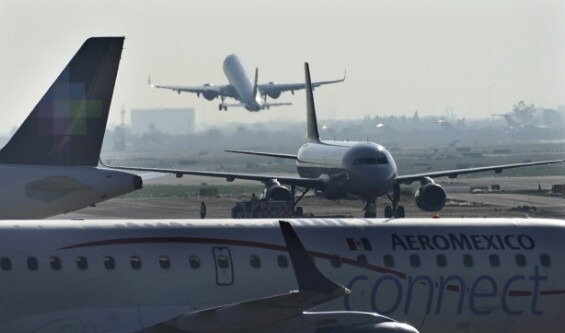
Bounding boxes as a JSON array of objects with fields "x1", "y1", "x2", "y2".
[
  {"x1": 1, "y1": 217, "x2": 564, "y2": 332},
  {"x1": 107, "y1": 63, "x2": 565, "y2": 218},
  {"x1": 0, "y1": 37, "x2": 143, "y2": 219},
  {"x1": 149, "y1": 54, "x2": 345, "y2": 111}
]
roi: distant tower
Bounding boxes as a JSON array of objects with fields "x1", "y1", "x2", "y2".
[{"x1": 114, "y1": 105, "x2": 126, "y2": 151}]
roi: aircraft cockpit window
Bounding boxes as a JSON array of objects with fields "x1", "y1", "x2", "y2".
[
  {"x1": 50, "y1": 257, "x2": 62, "y2": 271},
  {"x1": 383, "y1": 254, "x2": 394, "y2": 268},
  {"x1": 410, "y1": 254, "x2": 421, "y2": 268},
  {"x1": 189, "y1": 256, "x2": 200, "y2": 269},
  {"x1": 76, "y1": 256, "x2": 88, "y2": 270},
  {"x1": 540, "y1": 254, "x2": 551, "y2": 267},
  {"x1": 489, "y1": 254, "x2": 500, "y2": 267},
  {"x1": 436, "y1": 254, "x2": 447, "y2": 267},
  {"x1": 353, "y1": 157, "x2": 388, "y2": 165},
  {"x1": 356, "y1": 254, "x2": 368, "y2": 267},
  {"x1": 250, "y1": 255, "x2": 261, "y2": 269},
  {"x1": 27, "y1": 257, "x2": 39, "y2": 271},
  {"x1": 104, "y1": 256, "x2": 116, "y2": 270},
  {"x1": 330, "y1": 255, "x2": 342, "y2": 268},
  {"x1": 130, "y1": 256, "x2": 142, "y2": 270},
  {"x1": 277, "y1": 255, "x2": 289, "y2": 268},
  {"x1": 463, "y1": 254, "x2": 474, "y2": 268},
  {"x1": 377, "y1": 157, "x2": 388, "y2": 164},
  {"x1": 1, "y1": 257, "x2": 11, "y2": 271},
  {"x1": 159, "y1": 256, "x2": 171, "y2": 269},
  {"x1": 515, "y1": 254, "x2": 526, "y2": 267}
]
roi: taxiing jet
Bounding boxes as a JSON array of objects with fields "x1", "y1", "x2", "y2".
[
  {"x1": 0, "y1": 217, "x2": 563, "y2": 333},
  {"x1": 0, "y1": 37, "x2": 143, "y2": 219},
  {"x1": 149, "y1": 54, "x2": 345, "y2": 111},
  {"x1": 106, "y1": 63, "x2": 564, "y2": 218}
]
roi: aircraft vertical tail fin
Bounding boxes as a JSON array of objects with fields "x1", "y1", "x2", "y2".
[
  {"x1": 252, "y1": 67, "x2": 259, "y2": 99},
  {"x1": 304, "y1": 63, "x2": 320, "y2": 142},
  {"x1": 0, "y1": 37, "x2": 124, "y2": 166}
]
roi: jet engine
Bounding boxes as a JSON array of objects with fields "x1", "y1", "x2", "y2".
[
  {"x1": 414, "y1": 178, "x2": 446, "y2": 212},
  {"x1": 202, "y1": 83, "x2": 218, "y2": 100},
  {"x1": 262, "y1": 182, "x2": 292, "y2": 201},
  {"x1": 318, "y1": 173, "x2": 347, "y2": 199}
]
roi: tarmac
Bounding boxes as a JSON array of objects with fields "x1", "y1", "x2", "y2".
[{"x1": 53, "y1": 175, "x2": 565, "y2": 220}]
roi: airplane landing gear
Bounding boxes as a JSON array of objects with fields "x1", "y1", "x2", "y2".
[
  {"x1": 218, "y1": 96, "x2": 228, "y2": 111},
  {"x1": 385, "y1": 183, "x2": 405, "y2": 218}
]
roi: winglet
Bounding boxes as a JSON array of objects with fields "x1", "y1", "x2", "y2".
[
  {"x1": 0, "y1": 37, "x2": 124, "y2": 166},
  {"x1": 252, "y1": 67, "x2": 259, "y2": 99},
  {"x1": 304, "y1": 63, "x2": 321, "y2": 142},
  {"x1": 279, "y1": 221, "x2": 348, "y2": 296},
  {"x1": 148, "y1": 74, "x2": 154, "y2": 87}
]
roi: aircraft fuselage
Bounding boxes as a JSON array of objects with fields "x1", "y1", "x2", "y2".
[
  {"x1": 223, "y1": 54, "x2": 262, "y2": 111},
  {"x1": 0, "y1": 164, "x2": 141, "y2": 219},
  {"x1": 296, "y1": 140, "x2": 397, "y2": 199},
  {"x1": 0, "y1": 218, "x2": 562, "y2": 332}
]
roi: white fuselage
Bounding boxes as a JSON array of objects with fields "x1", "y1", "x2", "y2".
[
  {"x1": 222, "y1": 54, "x2": 262, "y2": 111},
  {"x1": 296, "y1": 140, "x2": 397, "y2": 199},
  {"x1": 0, "y1": 164, "x2": 141, "y2": 219},
  {"x1": 1, "y1": 218, "x2": 562, "y2": 332}
]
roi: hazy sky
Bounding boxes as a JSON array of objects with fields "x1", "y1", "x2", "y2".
[{"x1": 1, "y1": 0, "x2": 564, "y2": 133}]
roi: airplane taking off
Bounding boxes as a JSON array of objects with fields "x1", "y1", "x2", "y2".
[
  {"x1": 0, "y1": 37, "x2": 142, "y2": 219},
  {"x1": 149, "y1": 54, "x2": 345, "y2": 111},
  {"x1": 106, "y1": 63, "x2": 565, "y2": 218},
  {"x1": 0, "y1": 217, "x2": 563, "y2": 332}
]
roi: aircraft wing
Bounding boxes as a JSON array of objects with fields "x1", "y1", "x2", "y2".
[
  {"x1": 138, "y1": 221, "x2": 351, "y2": 333},
  {"x1": 225, "y1": 149, "x2": 298, "y2": 160},
  {"x1": 149, "y1": 77, "x2": 238, "y2": 99},
  {"x1": 258, "y1": 70, "x2": 345, "y2": 96},
  {"x1": 100, "y1": 161, "x2": 326, "y2": 190},
  {"x1": 396, "y1": 158, "x2": 565, "y2": 184}
]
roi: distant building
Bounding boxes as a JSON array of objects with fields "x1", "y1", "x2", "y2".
[{"x1": 130, "y1": 108, "x2": 195, "y2": 135}]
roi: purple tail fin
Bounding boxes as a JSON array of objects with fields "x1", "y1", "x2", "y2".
[{"x1": 0, "y1": 37, "x2": 124, "y2": 166}]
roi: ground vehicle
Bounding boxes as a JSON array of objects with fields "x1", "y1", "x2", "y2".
[{"x1": 231, "y1": 199, "x2": 294, "y2": 218}]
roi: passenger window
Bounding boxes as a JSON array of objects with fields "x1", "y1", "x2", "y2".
[
  {"x1": 489, "y1": 254, "x2": 500, "y2": 267},
  {"x1": 436, "y1": 254, "x2": 447, "y2": 267},
  {"x1": 330, "y1": 255, "x2": 342, "y2": 268},
  {"x1": 356, "y1": 254, "x2": 368, "y2": 267},
  {"x1": 76, "y1": 256, "x2": 88, "y2": 270},
  {"x1": 50, "y1": 257, "x2": 62, "y2": 271},
  {"x1": 250, "y1": 255, "x2": 261, "y2": 269},
  {"x1": 189, "y1": 256, "x2": 200, "y2": 269},
  {"x1": 217, "y1": 255, "x2": 229, "y2": 269},
  {"x1": 383, "y1": 254, "x2": 394, "y2": 268},
  {"x1": 540, "y1": 254, "x2": 551, "y2": 267},
  {"x1": 410, "y1": 254, "x2": 421, "y2": 268},
  {"x1": 130, "y1": 256, "x2": 142, "y2": 270},
  {"x1": 463, "y1": 254, "x2": 473, "y2": 268},
  {"x1": 159, "y1": 256, "x2": 171, "y2": 269},
  {"x1": 1, "y1": 257, "x2": 11, "y2": 271},
  {"x1": 277, "y1": 255, "x2": 289, "y2": 268},
  {"x1": 104, "y1": 256, "x2": 115, "y2": 270},
  {"x1": 515, "y1": 254, "x2": 526, "y2": 267},
  {"x1": 27, "y1": 257, "x2": 39, "y2": 271}
]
